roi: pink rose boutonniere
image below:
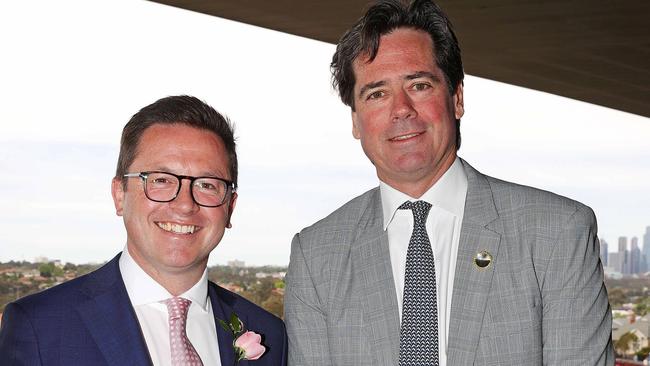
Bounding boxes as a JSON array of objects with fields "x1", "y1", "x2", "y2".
[
  {"x1": 218, "y1": 313, "x2": 266, "y2": 363},
  {"x1": 235, "y1": 331, "x2": 265, "y2": 360}
]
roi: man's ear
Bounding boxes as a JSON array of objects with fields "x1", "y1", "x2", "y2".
[
  {"x1": 453, "y1": 82, "x2": 465, "y2": 120},
  {"x1": 352, "y1": 110, "x2": 361, "y2": 140},
  {"x1": 111, "y1": 178, "x2": 125, "y2": 216},
  {"x1": 226, "y1": 192, "x2": 238, "y2": 229}
]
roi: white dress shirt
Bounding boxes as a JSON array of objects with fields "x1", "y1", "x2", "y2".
[
  {"x1": 380, "y1": 157, "x2": 468, "y2": 366},
  {"x1": 119, "y1": 248, "x2": 221, "y2": 366}
]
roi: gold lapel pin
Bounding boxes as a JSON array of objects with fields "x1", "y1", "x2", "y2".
[{"x1": 474, "y1": 250, "x2": 493, "y2": 269}]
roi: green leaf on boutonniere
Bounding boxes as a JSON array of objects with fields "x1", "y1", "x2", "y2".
[
  {"x1": 217, "y1": 318, "x2": 231, "y2": 333},
  {"x1": 230, "y1": 312, "x2": 243, "y2": 334}
]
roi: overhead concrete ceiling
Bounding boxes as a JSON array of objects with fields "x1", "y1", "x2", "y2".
[{"x1": 150, "y1": 0, "x2": 650, "y2": 117}]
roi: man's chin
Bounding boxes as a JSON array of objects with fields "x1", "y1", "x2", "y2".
[{"x1": 162, "y1": 254, "x2": 205, "y2": 270}]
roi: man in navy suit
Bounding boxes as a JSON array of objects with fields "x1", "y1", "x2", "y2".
[{"x1": 0, "y1": 95, "x2": 288, "y2": 365}]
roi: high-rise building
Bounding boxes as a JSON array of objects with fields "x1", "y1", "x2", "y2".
[
  {"x1": 630, "y1": 237, "x2": 640, "y2": 274},
  {"x1": 609, "y1": 252, "x2": 622, "y2": 273},
  {"x1": 643, "y1": 226, "x2": 650, "y2": 273},
  {"x1": 600, "y1": 239, "x2": 608, "y2": 267},
  {"x1": 618, "y1": 236, "x2": 629, "y2": 274}
]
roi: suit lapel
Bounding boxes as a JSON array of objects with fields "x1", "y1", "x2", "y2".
[
  {"x1": 208, "y1": 284, "x2": 237, "y2": 366},
  {"x1": 447, "y1": 160, "x2": 502, "y2": 364},
  {"x1": 76, "y1": 254, "x2": 152, "y2": 366},
  {"x1": 354, "y1": 189, "x2": 400, "y2": 365}
]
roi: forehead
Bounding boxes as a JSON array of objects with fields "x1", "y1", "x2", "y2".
[
  {"x1": 132, "y1": 123, "x2": 229, "y2": 174},
  {"x1": 353, "y1": 28, "x2": 437, "y2": 83},
  {"x1": 138, "y1": 123, "x2": 222, "y2": 148}
]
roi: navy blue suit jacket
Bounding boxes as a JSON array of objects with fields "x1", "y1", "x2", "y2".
[{"x1": 0, "y1": 253, "x2": 288, "y2": 366}]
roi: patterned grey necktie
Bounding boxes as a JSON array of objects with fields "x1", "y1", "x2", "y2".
[{"x1": 398, "y1": 200, "x2": 438, "y2": 366}]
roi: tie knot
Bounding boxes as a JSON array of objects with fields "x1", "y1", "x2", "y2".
[
  {"x1": 163, "y1": 297, "x2": 192, "y2": 320},
  {"x1": 399, "y1": 200, "x2": 432, "y2": 224}
]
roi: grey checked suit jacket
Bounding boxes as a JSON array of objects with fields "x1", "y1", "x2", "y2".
[{"x1": 285, "y1": 159, "x2": 613, "y2": 365}]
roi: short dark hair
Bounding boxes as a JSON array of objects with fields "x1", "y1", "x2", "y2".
[
  {"x1": 115, "y1": 95, "x2": 238, "y2": 189},
  {"x1": 331, "y1": 0, "x2": 464, "y2": 148}
]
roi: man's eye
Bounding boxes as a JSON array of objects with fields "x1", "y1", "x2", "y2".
[
  {"x1": 151, "y1": 178, "x2": 172, "y2": 184},
  {"x1": 195, "y1": 180, "x2": 224, "y2": 193},
  {"x1": 197, "y1": 182, "x2": 217, "y2": 190},
  {"x1": 412, "y1": 82, "x2": 431, "y2": 91},
  {"x1": 367, "y1": 90, "x2": 385, "y2": 100}
]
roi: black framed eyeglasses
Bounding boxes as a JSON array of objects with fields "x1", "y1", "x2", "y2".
[{"x1": 123, "y1": 171, "x2": 235, "y2": 208}]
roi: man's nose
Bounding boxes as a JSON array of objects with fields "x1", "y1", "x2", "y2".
[
  {"x1": 170, "y1": 179, "x2": 199, "y2": 213},
  {"x1": 391, "y1": 90, "x2": 417, "y2": 121}
]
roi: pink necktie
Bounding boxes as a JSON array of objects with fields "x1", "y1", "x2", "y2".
[{"x1": 162, "y1": 297, "x2": 204, "y2": 366}]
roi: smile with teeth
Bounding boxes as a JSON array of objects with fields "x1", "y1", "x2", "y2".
[
  {"x1": 390, "y1": 132, "x2": 422, "y2": 141},
  {"x1": 156, "y1": 222, "x2": 198, "y2": 234}
]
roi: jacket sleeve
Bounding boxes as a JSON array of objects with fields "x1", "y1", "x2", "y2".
[
  {"x1": 0, "y1": 301, "x2": 43, "y2": 366},
  {"x1": 541, "y1": 205, "x2": 614, "y2": 365},
  {"x1": 284, "y1": 233, "x2": 331, "y2": 366}
]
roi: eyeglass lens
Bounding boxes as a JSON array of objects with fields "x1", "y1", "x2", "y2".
[{"x1": 144, "y1": 172, "x2": 227, "y2": 206}]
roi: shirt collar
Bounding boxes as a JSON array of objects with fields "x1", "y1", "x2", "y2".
[
  {"x1": 119, "y1": 246, "x2": 209, "y2": 310},
  {"x1": 380, "y1": 156, "x2": 468, "y2": 230}
]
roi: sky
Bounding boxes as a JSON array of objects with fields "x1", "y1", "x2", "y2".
[{"x1": 1, "y1": 0, "x2": 648, "y2": 266}]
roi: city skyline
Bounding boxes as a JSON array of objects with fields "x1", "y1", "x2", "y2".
[{"x1": 602, "y1": 226, "x2": 650, "y2": 275}]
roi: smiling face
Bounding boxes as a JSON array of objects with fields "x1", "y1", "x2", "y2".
[
  {"x1": 111, "y1": 123, "x2": 236, "y2": 288},
  {"x1": 351, "y1": 28, "x2": 464, "y2": 197}
]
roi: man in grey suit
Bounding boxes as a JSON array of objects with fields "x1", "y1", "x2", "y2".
[{"x1": 285, "y1": 0, "x2": 613, "y2": 365}]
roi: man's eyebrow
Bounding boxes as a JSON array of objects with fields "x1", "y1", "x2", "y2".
[
  {"x1": 405, "y1": 71, "x2": 440, "y2": 82},
  {"x1": 151, "y1": 165, "x2": 172, "y2": 173},
  {"x1": 358, "y1": 80, "x2": 386, "y2": 99}
]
